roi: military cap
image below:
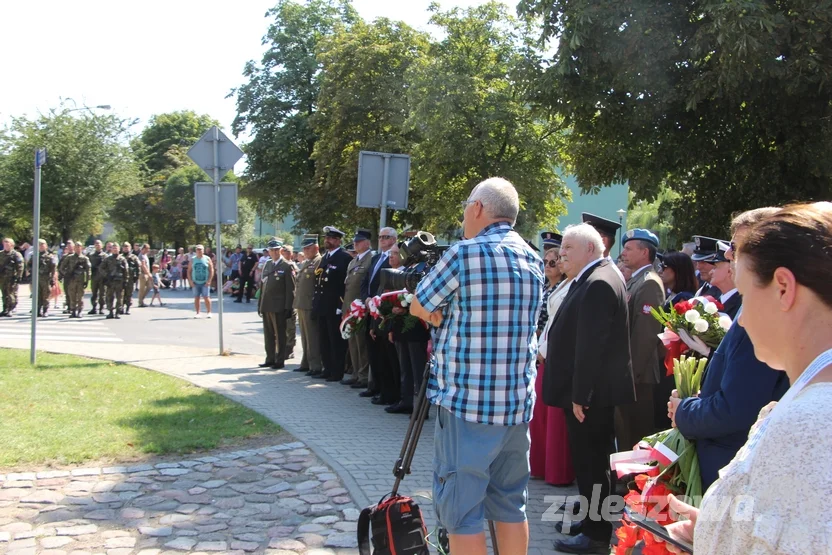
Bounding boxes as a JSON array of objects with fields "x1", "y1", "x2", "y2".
[
  {"x1": 301, "y1": 234, "x2": 319, "y2": 247},
  {"x1": 540, "y1": 231, "x2": 562, "y2": 249},
  {"x1": 344, "y1": 243, "x2": 355, "y2": 252},
  {"x1": 267, "y1": 238, "x2": 283, "y2": 249},
  {"x1": 353, "y1": 229, "x2": 372, "y2": 242},
  {"x1": 691, "y1": 235, "x2": 720, "y2": 261},
  {"x1": 622, "y1": 228, "x2": 660, "y2": 248},
  {"x1": 526, "y1": 240, "x2": 540, "y2": 252},
  {"x1": 704, "y1": 239, "x2": 731, "y2": 263},
  {"x1": 323, "y1": 226, "x2": 345, "y2": 239},
  {"x1": 582, "y1": 213, "x2": 622, "y2": 238}
]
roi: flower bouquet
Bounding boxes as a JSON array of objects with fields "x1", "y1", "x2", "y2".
[
  {"x1": 369, "y1": 289, "x2": 425, "y2": 333},
  {"x1": 339, "y1": 299, "x2": 368, "y2": 340},
  {"x1": 651, "y1": 296, "x2": 732, "y2": 376}
]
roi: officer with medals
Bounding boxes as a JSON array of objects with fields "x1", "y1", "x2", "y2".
[
  {"x1": 312, "y1": 226, "x2": 351, "y2": 381},
  {"x1": 294, "y1": 234, "x2": 323, "y2": 374},
  {"x1": 258, "y1": 238, "x2": 296, "y2": 370}
]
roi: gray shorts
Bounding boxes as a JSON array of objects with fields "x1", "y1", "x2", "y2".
[{"x1": 433, "y1": 408, "x2": 530, "y2": 535}]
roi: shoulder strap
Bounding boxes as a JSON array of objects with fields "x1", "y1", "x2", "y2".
[{"x1": 357, "y1": 506, "x2": 374, "y2": 555}]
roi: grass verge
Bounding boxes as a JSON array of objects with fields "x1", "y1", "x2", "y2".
[{"x1": 0, "y1": 348, "x2": 280, "y2": 469}]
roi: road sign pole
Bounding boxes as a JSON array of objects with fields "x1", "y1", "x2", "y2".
[
  {"x1": 31, "y1": 149, "x2": 44, "y2": 366},
  {"x1": 212, "y1": 127, "x2": 224, "y2": 355},
  {"x1": 379, "y1": 154, "x2": 391, "y2": 229}
]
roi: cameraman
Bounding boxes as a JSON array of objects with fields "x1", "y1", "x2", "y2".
[{"x1": 410, "y1": 177, "x2": 544, "y2": 555}]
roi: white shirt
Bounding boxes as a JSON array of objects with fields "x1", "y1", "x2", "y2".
[
  {"x1": 720, "y1": 288, "x2": 739, "y2": 304},
  {"x1": 575, "y1": 257, "x2": 605, "y2": 283},
  {"x1": 630, "y1": 264, "x2": 653, "y2": 281},
  {"x1": 605, "y1": 255, "x2": 627, "y2": 283}
]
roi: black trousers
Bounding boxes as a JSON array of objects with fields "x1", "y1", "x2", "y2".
[
  {"x1": 395, "y1": 340, "x2": 427, "y2": 408},
  {"x1": 377, "y1": 335, "x2": 401, "y2": 403},
  {"x1": 564, "y1": 404, "x2": 616, "y2": 542},
  {"x1": 318, "y1": 311, "x2": 347, "y2": 380},
  {"x1": 237, "y1": 272, "x2": 255, "y2": 301}
]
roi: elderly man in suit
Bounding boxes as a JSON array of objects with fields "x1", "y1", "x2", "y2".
[
  {"x1": 312, "y1": 226, "x2": 352, "y2": 382},
  {"x1": 544, "y1": 223, "x2": 635, "y2": 554},
  {"x1": 258, "y1": 238, "x2": 296, "y2": 370},
  {"x1": 617, "y1": 229, "x2": 665, "y2": 451},
  {"x1": 341, "y1": 229, "x2": 374, "y2": 386},
  {"x1": 359, "y1": 227, "x2": 399, "y2": 394}
]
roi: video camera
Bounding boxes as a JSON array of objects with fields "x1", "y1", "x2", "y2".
[{"x1": 380, "y1": 231, "x2": 448, "y2": 293}]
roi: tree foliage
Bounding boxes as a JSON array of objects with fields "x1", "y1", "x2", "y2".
[
  {"x1": 518, "y1": 0, "x2": 832, "y2": 237},
  {"x1": 231, "y1": 0, "x2": 358, "y2": 224},
  {"x1": 0, "y1": 108, "x2": 140, "y2": 242}
]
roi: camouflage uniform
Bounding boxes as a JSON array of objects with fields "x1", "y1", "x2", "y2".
[
  {"x1": 88, "y1": 248, "x2": 108, "y2": 313},
  {"x1": 0, "y1": 249, "x2": 25, "y2": 316},
  {"x1": 121, "y1": 252, "x2": 140, "y2": 314},
  {"x1": 58, "y1": 253, "x2": 74, "y2": 314},
  {"x1": 100, "y1": 253, "x2": 128, "y2": 318},
  {"x1": 68, "y1": 253, "x2": 90, "y2": 317},
  {"x1": 27, "y1": 250, "x2": 56, "y2": 316}
]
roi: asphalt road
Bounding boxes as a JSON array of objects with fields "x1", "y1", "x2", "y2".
[{"x1": 5, "y1": 285, "x2": 282, "y2": 357}]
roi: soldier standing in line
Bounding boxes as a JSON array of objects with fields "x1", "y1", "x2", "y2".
[
  {"x1": 293, "y1": 235, "x2": 323, "y2": 374},
  {"x1": 121, "y1": 242, "x2": 140, "y2": 315},
  {"x1": 27, "y1": 239, "x2": 56, "y2": 317},
  {"x1": 281, "y1": 244, "x2": 299, "y2": 358},
  {"x1": 258, "y1": 239, "x2": 296, "y2": 370},
  {"x1": 68, "y1": 242, "x2": 90, "y2": 318},
  {"x1": 0, "y1": 237, "x2": 25, "y2": 317},
  {"x1": 88, "y1": 240, "x2": 107, "y2": 314},
  {"x1": 101, "y1": 242, "x2": 128, "y2": 319},
  {"x1": 341, "y1": 229, "x2": 373, "y2": 386},
  {"x1": 58, "y1": 240, "x2": 76, "y2": 313}
]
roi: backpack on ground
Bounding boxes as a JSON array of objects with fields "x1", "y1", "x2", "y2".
[{"x1": 357, "y1": 494, "x2": 429, "y2": 555}]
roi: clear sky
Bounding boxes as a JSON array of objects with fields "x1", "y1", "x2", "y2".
[{"x1": 1, "y1": 0, "x2": 512, "y2": 138}]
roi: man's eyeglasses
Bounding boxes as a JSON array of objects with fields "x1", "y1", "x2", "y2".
[
  {"x1": 460, "y1": 199, "x2": 478, "y2": 210},
  {"x1": 379, "y1": 235, "x2": 394, "y2": 240}
]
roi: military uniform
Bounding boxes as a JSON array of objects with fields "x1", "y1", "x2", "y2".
[
  {"x1": 294, "y1": 240, "x2": 322, "y2": 373},
  {"x1": 284, "y1": 258, "x2": 299, "y2": 356},
  {"x1": 259, "y1": 242, "x2": 296, "y2": 369},
  {"x1": 58, "y1": 251, "x2": 74, "y2": 313},
  {"x1": 122, "y1": 251, "x2": 140, "y2": 314},
  {"x1": 68, "y1": 252, "x2": 91, "y2": 317},
  {"x1": 342, "y1": 230, "x2": 374, "y2": 386},
  {"x1": 27, "y1": 250, "x2": 56, "y2": 316},
  {"x1": 88, "y1": 248, "x2": 108, "y2": 313},
  {"x1": 312, "y1": 226, "x2": 352, "y2": 381},
  {"x1": 0, "y1": 248, "x2": 25, "y2": 316},
  {"x1": 101, "y1": 252, "x2": 128, "y2": 318}
]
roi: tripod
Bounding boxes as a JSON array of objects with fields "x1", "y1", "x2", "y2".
[{"x1": 391, "y1": 361, "x2": 500, "y2": 555}]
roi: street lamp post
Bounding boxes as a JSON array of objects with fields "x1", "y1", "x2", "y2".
[{"x1": 617, "y1": 208, "x2": 626, "y2": 257}]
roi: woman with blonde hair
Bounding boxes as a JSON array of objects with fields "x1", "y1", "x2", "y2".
[{"x1": 658, "y1": 202, "x2": 832, "y2": 554}]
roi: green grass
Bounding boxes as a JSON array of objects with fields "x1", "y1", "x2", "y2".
[{"x1": 0, "y1": 348, "x2": 281, "y2": 469}]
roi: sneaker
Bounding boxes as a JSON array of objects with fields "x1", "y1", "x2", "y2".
[
  {"x1": 206, "y1": 314, "x2": 212, "y2": 319},
  {"x1": 194, "y1": 314, "x2": 200, "y2": 319}
]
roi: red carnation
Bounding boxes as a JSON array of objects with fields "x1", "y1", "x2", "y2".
[{"x1": 673, "y1": 300, "x2": 692, "y2": 314}]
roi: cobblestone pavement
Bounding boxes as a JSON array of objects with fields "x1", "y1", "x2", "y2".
[
  {"x1": 0, "y1": 441, "x2": 361, "y2": 555},
  {"x1": 0, "y1": 340, "x2": 579, "y2": 554}
]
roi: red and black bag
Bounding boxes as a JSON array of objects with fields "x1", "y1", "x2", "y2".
[{"x1": 357, "y1": 494, "x2": 430, "y2": 555}]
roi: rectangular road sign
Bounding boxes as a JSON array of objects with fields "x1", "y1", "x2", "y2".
[
  {"x1": 195, "y1": 182, "x2": 238, "y2": 225},
  {"x1": 356, "y1": 151, "x2": 410, "y2": 210}
]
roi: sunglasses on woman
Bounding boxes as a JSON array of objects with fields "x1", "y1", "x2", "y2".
[{"x1": 546, "y1": 259, "x2": 559, "y2": 267}]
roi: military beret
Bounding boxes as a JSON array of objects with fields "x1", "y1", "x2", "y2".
[{"x1": 622, "y1": 228, "x2": 660, "y2": 248}]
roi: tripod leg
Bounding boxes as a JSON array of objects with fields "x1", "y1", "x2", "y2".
[
  {"x1": 392, "y1": 361, "x2": 433, "y2": 495},
  {"x1": 488, "y1": 520, "x2": 500, "y2": 555}
]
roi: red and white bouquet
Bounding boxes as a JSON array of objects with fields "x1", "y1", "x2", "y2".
[
  {"x1": 339, "y1": 299, "x2": 368, "y2": 339},
  {"x1": 369, "y1": 289, "x2": 424, "y2": 333},
  {"x1": 651, "y1": 296, "x2": 732, "y2": 376}
]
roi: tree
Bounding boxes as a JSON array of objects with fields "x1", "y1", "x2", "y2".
[
  {"x1": 518, "y1": 0, "x2": 832, "y2": 237},
  {"x1": 626, "y1": 186, "x2": 682, "y2": 250},
  {"x1": 230, "y1": 0, "x2": 358, "y2": 225},
  {"x1": 0, "y1": 108, "x2": 140, "y2": 242},
  {"x1": 306, "y1": 18, "x2": 429, "y2": 232},
  {"x1": 406, "y1": 2, "x2": 569, "y2": 237},
  {"x1": 132, "y1": 111, "x2": 219, "y2": 177}
]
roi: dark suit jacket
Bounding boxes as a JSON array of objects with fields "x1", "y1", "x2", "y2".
[
  {"x1": 721, "y1": 292, "x2": 742, "y2": 321},
  {"x1": 675, "y1": 320, "x2": 788, "y2": 489},
  {"x1": 313, "y1": 247, "x2": 351, "y2": 315},
  {"x1": 543, "y1": 259, "x2": 636, "y2": 409},
  {"x1": 361, "y1": 252, "x2": 391, "y2": 300}
]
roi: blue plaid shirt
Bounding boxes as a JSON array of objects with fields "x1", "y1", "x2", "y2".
[{"x1": 415, "y1": 222, "x2": 544, "y2": 425}]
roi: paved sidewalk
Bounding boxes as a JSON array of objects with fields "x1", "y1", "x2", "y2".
[{"x1": 1, "y1": 339, "x2": 577, "y2": 554}]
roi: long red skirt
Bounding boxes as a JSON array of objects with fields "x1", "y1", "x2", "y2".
[{"x1": 529, "y1": 361, "x2": 575, "y2": 485}]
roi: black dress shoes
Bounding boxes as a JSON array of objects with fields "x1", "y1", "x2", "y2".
[
  {"x1": 358, "y1": 390, "x2": 378, "y2": 398},
  {"x1": 372, "y1": 396, "x2": 394, "y2": 405},
  {"x1": 271, "y1": 362, "x2": 285, "y2": 370},
  {"x1": 325, "y1": 375, "x2": 342, "y2": 382},
  {"x1": 258, "y1": 362, "x2": 273, "y2": 368},
  {"x1": 553, "y1": 533, "x2": 609, "y2": 554},
  {"x1": 316, "y1": 372, "x2": 332, "y2": 380},
  {"x1": 307, "y1": 370, "x2": 322, "y2": 377},
  {"x1": 350, "y1": 381, "x2": 368, "y2": 389},
  {"x1": 555, "y1": 520, "x2": 582, "y2": 536},
  {"x1": 385, "y1": 402, "x2": 413, "y2": 414},
  {"x1": 295, "y1": 367, "x2": 309, "y2": 373},
  {"x1": 340, "y1": 378, "x2": 357, "y2": 386}
]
